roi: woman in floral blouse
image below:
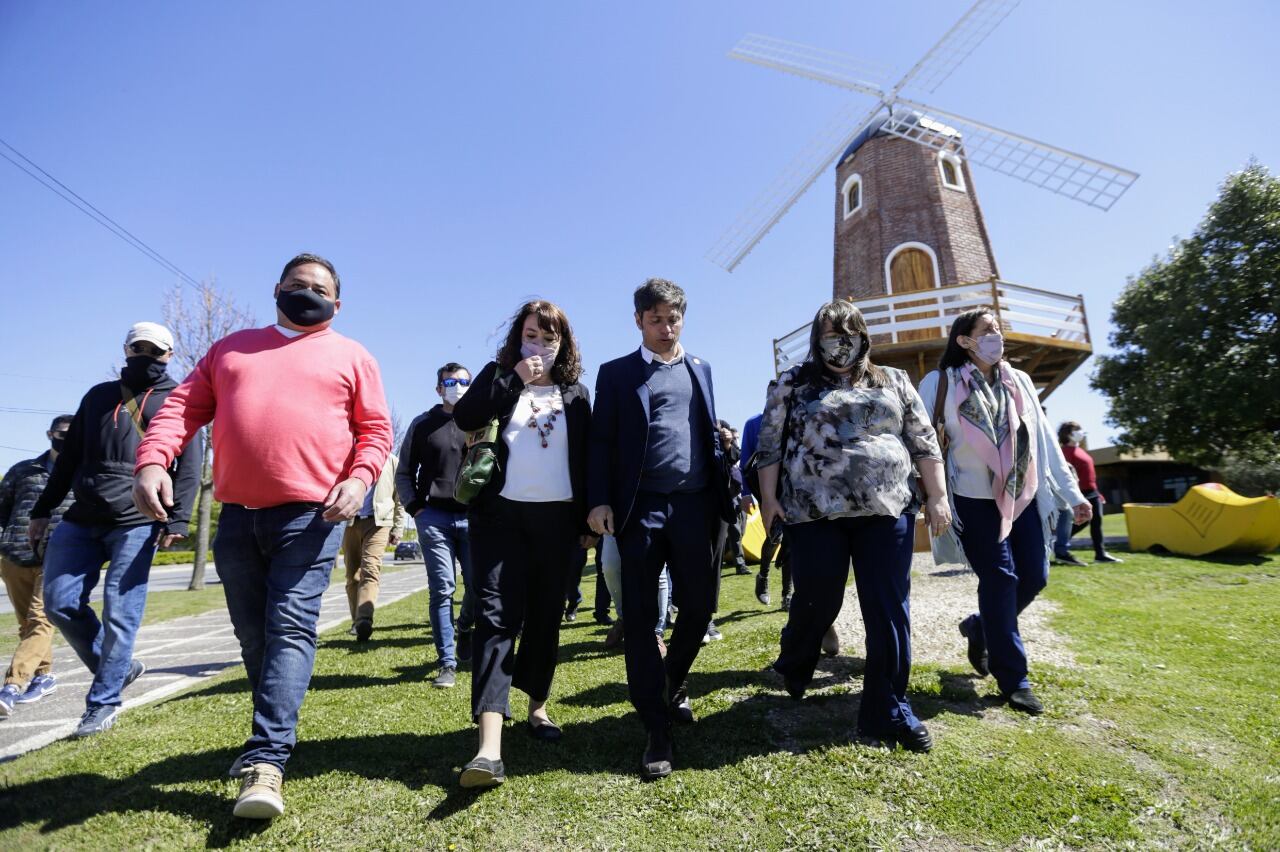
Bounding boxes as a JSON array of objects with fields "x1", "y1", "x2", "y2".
[{"x1": 757, "y1": 300, "x2": 950, "y2": 752}]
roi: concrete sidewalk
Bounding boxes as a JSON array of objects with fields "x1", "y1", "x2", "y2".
[{"x1": 0, "y1": 560, "x2": 429, "y2": 761}]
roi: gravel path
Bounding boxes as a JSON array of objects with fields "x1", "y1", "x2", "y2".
[{"x1": 833, "y1": 553, "x2": 1077, "y2": 671}]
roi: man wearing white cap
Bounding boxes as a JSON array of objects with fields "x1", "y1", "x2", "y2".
[{"x1": 29, "y1": 321, "x2": 201, "y2": 738}]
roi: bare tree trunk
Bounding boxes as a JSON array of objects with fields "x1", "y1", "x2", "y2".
[{"x1": 189, "y1": 432, "x2": 213, "y2": 590}]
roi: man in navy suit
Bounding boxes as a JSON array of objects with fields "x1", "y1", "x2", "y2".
[{"x1": 587, "y1": 278, "x2": 734, "y2": 780}]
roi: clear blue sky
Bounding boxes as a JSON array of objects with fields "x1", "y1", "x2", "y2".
[{"x1": 2, "y1": 1, "x2": 1278, "y2": 471}]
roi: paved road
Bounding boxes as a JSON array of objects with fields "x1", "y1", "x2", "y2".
[
  {"x1": 0, "y1": 555, "x2": 421, "y2": 615},
  {"x1": 0, "y1": 560, "x2": 429, "y2": 761}
]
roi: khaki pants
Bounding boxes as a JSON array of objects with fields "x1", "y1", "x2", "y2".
[
  {"x1": 1, "y1": 555, "x2": 54, "y2": 689},
  {"x1": 342, "y1": 517, "x2": 391, "y2": 624}
]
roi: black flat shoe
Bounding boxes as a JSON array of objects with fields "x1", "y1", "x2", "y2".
[
  {"x1": 459, "y1": 757, "x2": 505, "y2": 788},
  {"x1": 893, "y1": 723, "x2": 933, "y2": 753},
  {"x1": 640, "y1": 729, "x2": 673, "y2": 780},
  {"x1": 958, "y1": 616, "x2": 989, "y2": 677},
  {"x1": 669, "y1": 684, "x2": 695, "y2": 725},
  {"x1": 1056, "y1": 552, "x2": 1087, "y2": 566},
  {"x1": 1005, "y1": 688, "x2": 1044, "y2": 716},
  {"x1": 527, "y1": 720, "x2": 563, "y2": 742}
]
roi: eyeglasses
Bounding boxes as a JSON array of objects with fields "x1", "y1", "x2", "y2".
[
  {"x1": 441, "y1": 378, "x2": 471, "y2": 388},
  {"x1": 128, "y1": 342, "x2": 168, "y2": 357}
]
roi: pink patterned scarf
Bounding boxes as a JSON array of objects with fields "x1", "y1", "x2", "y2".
[{"x1": 951, "y1": 362, "x2": 1039, "y2": 541}]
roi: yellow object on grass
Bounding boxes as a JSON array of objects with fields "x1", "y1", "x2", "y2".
[
  {"x1": 1124, "y1": 483, "x2": 1280, "y2": 557},
  {"x1": 743, "y1": 506, "x2": 766, "y2": 563}
]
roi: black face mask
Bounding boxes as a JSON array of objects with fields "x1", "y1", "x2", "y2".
[
  {"x1": 276, "y1": 288, "x2": 335, "y2": 327},
  {"x1": 121, "y1": 355, "x2": 168, "y2": 390},
  {"x1": 50, "y1": 436, "x2": 65, "y2": 453}
]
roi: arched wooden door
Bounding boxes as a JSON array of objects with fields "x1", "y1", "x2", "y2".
[{"x1": 889, "y1": 247, "x2": 941, "y2": 342}]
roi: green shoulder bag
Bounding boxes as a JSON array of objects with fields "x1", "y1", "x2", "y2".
[{"x1": 453, "y1": 417, "x2": 502, "y2": 505}]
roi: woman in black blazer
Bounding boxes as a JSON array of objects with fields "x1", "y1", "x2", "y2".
[{"x1": 451, "y1": 299, "x2": 593, "y2": 789}]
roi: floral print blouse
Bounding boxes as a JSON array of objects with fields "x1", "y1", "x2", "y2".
[{"x1": 756, "y1": 365, "x2": 942, "y2": 523}]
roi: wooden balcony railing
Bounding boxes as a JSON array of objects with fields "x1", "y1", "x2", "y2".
[{"x1": 772, "y1": 279, "x2": 1091, "y2": 375}]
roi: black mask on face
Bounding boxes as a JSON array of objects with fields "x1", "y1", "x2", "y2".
[
  {"x1": 121, "y1": 355, "x2": 168, "y2": 390},
  {"x1": 276, "y1": 288, "x2": 335, "y2": 327},
  {"x1": 50, "y1": 435, "x2": 66, "y2": 453}
]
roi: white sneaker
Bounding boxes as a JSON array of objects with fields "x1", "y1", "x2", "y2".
[{"x1": 233, "y1": 763, "x2": 284, "y2": 819}]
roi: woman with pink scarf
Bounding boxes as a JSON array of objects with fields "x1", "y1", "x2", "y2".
[{"x1": 919, "y1": 308, "x2": 1091, "y2": 715}]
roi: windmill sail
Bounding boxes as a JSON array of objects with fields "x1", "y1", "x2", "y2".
[
  {"x1": 707, "y1": 103, "x2": 885, "y2": 271},
  {"x1": 894, "y1": 0, "x2": 1021, "y2": 95}
]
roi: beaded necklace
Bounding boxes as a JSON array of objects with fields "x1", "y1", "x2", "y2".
[{"x1": 526, "y1": 386, "x2": 563, "y2": 449}]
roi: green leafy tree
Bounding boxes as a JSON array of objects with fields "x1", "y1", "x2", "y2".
[{"x1": 1092, "y1": 161, "x2": 1280, "y2": 469}]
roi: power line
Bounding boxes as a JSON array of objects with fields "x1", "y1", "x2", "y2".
[
  {"x1": 0, "y1": 406, "x2": 67, "y2": 415},
  {"x1": 0, "y1": 136, "x2": 203, "y2": 290},
  {"x1": 0, "y1": 444, "x2": 43, "y2": 454}
]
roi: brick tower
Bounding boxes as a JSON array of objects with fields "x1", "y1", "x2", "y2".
[{"x1": 833, "y1": 115, "x2": 1000, "y2": 302}]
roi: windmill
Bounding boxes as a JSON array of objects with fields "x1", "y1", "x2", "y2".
[{"x1": 710, "y1": 0, "x2": 1139, "y2": 397}]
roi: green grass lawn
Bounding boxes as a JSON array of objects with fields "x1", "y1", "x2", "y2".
[
  {"x1": 0, "y1": 551, "x2": 1275, "y2": 849},
  {"x1": 1068, "y1": 510, "x2": 1127, "y2": 540}
]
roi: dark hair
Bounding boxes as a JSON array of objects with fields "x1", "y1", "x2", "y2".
[
  {"x1": 717, "y1": 419, "x2": 733, "y2": 431},
  {"x1": 799, "y1": 300, "x2": 887, "y2": 388},
  {"x1": 436, "y1": 362, "x2": 469, "y2": 386},
  {"x1": 1058, "y1": 420, "x2": 1083, "y2": 444},
  {"x1": 633, "y1": 278, "x2": 687, "y2": 316},
  {"x1": 48, "y1": 415, "x2": 73, "y2": 431},
  {"x1": 938, "y1": 306, "x2": 999, "y2": 370},
  {"x1": 495, "y1": 300, "x2": 583, "y2": 386},
  {"x1": 279, "y1": 253, "x2": 341, "y2": 298}
]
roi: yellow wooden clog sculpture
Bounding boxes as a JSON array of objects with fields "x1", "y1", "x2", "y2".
[{"x1": 1124, "y1": 483, "x2": 1280, "y2": 557}]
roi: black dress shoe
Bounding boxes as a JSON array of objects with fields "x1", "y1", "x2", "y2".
[
  {"x1": 1095, "y1": 552, "x2": 1124, "y2": 564},
  {"x1": 754, "y1": 574, "x2": 770, "y2": 606},
  {"x1": 669, "y1": 684, "x2": 695, "y2": 725},
  {"x1": 893, "y1": 723, "x2": 933, "y2": 753},
  {"x1": 640, "y1": 729, "x2": 673, "y2": 780},
  {"x1": 594, "y1": 612, "x2": 614, "y2": 626},
  {"x1": 527, "y1": 720, "x2": 563, "y2": 742},
  {"x1": 772, "y1": 664, "x2": 806, "y2": 700},
  {"x1": 564, "y1": 607, "x2": 578, "y2": 622},
  {"x1": 459, "y1": 757, "x2": 505, "y2": 788},
  {"x1": 957, "y1": 616, "x2": 989, "y2": 677},
  {"x1": 1056, "y1": 552, "x2": 1087, "y2": 566},
  {"x1": 1005, "y1": 688, "x2": 1044, "y2": 715}
]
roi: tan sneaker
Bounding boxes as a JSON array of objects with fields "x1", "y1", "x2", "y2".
[{"x1": 233, "y1": 763, "x2": 284, "y2": 819}]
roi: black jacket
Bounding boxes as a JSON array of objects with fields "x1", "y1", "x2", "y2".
[
  {"x1": 395, "y1": 405, "x2": 467, "y2": 516},
  {"x1": 31, "y1": 375, "x2": 201, "y2": 535},
  {"x1": 452, "y1": 361, "x2": 591, "y2": 531},
  {"x1": 0, "y1": 452, "x2": 74, "y2": 565}
]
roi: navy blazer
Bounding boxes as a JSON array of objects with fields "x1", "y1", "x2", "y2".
[{"x1": 587, "y1": 348, "x2": 735, "y2": 533}]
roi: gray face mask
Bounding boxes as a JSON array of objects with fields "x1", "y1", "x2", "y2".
[{"x1": 819, "y1": 335, "x2": 861, "y2": 369}]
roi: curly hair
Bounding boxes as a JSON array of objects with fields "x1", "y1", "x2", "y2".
[{"x1": 495, "y1": 300, "x2": 583, "y2": 386}]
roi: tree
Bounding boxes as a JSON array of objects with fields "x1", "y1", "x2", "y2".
[
  {"x1": 1092, "y1": 161, "x2": 1280, "y2": 469},
  {"x1": 162, "y1": 279, "x2": 255, "y2": 590}
]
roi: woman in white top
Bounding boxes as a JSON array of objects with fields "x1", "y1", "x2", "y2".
[
  {"x1": 919, "y1": 307, "x2": 1091, "y2": 716},
  {"x1": 452, "y1": 300, "x2": 594, "y2": 788}
]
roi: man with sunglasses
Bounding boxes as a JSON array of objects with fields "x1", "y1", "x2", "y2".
[
  {"x1": 395, "y1": 362, "x2": 474, "y2": 688},
  {"x1": 29, "y1": 322, "x2": 201, "y2": 738}
]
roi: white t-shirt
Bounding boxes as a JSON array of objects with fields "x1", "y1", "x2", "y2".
[{"x1": 500, "y1": 384, "x2": 573, "y2": 502}]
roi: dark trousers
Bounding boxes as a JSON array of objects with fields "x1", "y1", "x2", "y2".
[
  {"x1": 564, "y1": 545, "x2": 609, "y2": 617},
  {"x1": 590, "y1": 555, "x2": 612, "y2": 620},
  {"x1": 954, "y1": 495, "x2": 1048, "y2": 694},
  {"x1": 469, "y1": 498, "x2": 578, "y2": 720},
  {"x1": 758, "y1": 533, "x2": 792, "y2": 594},
  {"x1": 1071, "y1": 490, "x2": 1107, "y2": 556},
  {"x1": 776, "y1": 513, "x2": 918, "y2": 735},
  {"x1": 618, "y1": 489, "x2": 718, "y2": 732},
  {"x1": 721, "y1": 509, "x2": 746, "y2": 569}
]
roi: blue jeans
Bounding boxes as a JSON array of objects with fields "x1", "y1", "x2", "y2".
[
  {"x1": 954, "y1": 495, "x2": 1048, "y2": 694},
  {"x1": 214, "y1": 503, "x2": 342, "y2": 770},
  {"x1": 43, "y1": 520, "x2": 160, "y2": 708},
  {"x1": 414, "y1": 506, "x2": 473, "y2": 668},
  {"x1": 1053, "y1": 507, "x2": 1073, "y2": 557}
]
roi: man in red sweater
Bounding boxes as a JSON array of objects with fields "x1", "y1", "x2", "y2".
[{"x1": 132, "y1": 253, "x2": 393, "y2": 820}]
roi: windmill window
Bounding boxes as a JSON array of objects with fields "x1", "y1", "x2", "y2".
[
  {"x1": 938, "y1": 153, "x2": 965, "y2": 191},
  {"x1": 841, "y1": 173, "x2": 863, "y2": 218}
]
